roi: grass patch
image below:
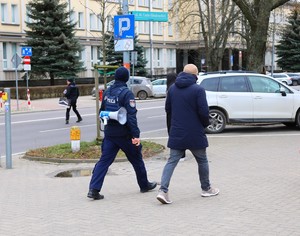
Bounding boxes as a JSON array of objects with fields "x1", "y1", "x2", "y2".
[{"x1": 25, "y1": 140, "x2": 165, "y2": 160}]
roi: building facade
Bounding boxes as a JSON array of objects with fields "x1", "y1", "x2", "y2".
[{"x1": 0, "y1": 0, "x2": 296, "y2": 81}]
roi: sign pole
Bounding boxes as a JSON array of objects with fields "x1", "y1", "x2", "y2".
[
  {"x1": 122, "y1": 0, "x2": 130, "y2": 70},
  {"x1": 4, "y1": 88, "x2": 12, "y2": 169},
  {"x1": 14, "y1": 53, "x2": 19, "y2": 111}
]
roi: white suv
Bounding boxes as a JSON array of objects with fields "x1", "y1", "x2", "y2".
[{"x1": 197, "y1": 73, "x2": 300, "y2": 133}]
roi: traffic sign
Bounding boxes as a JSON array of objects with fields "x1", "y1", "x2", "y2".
[
  {"x1": 24, "y1": 64, "x2": 31, "y2": 71},
  {"x1": 21, "y1": 47, "x2": 32, "y2": 56},
  {"x1": 23, "y1": 56, "x2": 31, "y2": 64},
  {"x1": 11, "y1": 53, "x2": 22, "y2": 68},
  {"x1": 131, "y1": 11, "x2": 168, "y2": 22},
  {"x1": 114, "y1": 15, "x2": 135, "y2": 40}
]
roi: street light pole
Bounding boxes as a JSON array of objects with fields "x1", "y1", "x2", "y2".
[{"x1": 122, "y1": 0, "x2": 130, "y2": 70}]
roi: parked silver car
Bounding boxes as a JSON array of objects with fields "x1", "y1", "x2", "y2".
[{"x1": 91, "y1": 76, "x2": 153, "y2": 100}]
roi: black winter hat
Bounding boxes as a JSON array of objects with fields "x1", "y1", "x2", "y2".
[
  {"x1": 67, "y1": 78, "x2": 74, "y2": 83},
  {"x1": 115, "y1": 67, "x2": 129, "y2": 82}
]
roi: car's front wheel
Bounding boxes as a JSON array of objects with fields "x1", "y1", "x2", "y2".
[
  {"x1": 137, "y1": 90, "x2": 148, "y2": 100},
  {"x1": 296, "y1": 110, "x2": 300, "y2": 127},
  {"x1": 205, "y1": 109, "x2": 226, "y2": 134}
]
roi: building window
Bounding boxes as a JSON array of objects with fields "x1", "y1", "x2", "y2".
[
  {"x1": 106, "y1": 15, "x2": 113, "y2": 32},
  {"x1": 153, "y1": 22, "x2": 163, "y2": 35},
  {"x1": 70, "y1": 11, "x2": 76, "y2": 24},
  {"x1": 153, "y1": 0, "x2": 163, "y2": 8},
  {"x1": 1, "y1": 3, "x2": 8, "y2": 23},
  {"x1": 90, "y1": 13, "x2": 96, "y2": 30},
  {"x1": 138, "y1": 0, "x2": 149, "y2": 7},
  {"x1": 97, "y1": 14, "x2": 103, "y2": 31},
  {"x1": 3, "y1": 43, "x2": 7, "y2": 69},
  {"x1": 167, "y1": 49, "x2": 176, "y2": 67},
  {"x1": 78, "y1": 12, "x2": 84, "y2": 29},
  {"x1": 154, "y1": 48, "x2": 162, "y2": 67},
  {"x1": 91, "y1": 46, "x2": 101, "y2": 67},
  {"x1": 11, "y1": 4, "x2": 19, "y2": 24},
  {"x1": 168, "y1": 0, "x2": 173, "y2": 9},
  {"x1": 168, "y1": 22, "x2": 173, "y2": 36},
  {"x1": 25, "y1": 5, "x2": 32, "y2": 23},
  {"x1": 11, "y1": 43, "x2": 17, "y2": 68},
  {"x1": 138, "y1": 22, "x2": 149, "y2": 34},
  {"x1": 79, "y1": 47, "x2": 86, "y2": 67}
]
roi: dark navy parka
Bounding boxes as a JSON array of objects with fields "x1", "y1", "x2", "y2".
[
  {"x1": 166, "y1": 72, "x2": 210, "y2": 150},
  {"x1": 100, "y1": 80, "x2": 140, "y2": 138}
]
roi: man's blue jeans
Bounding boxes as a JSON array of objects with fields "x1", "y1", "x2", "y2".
[{"x1": 160, "y1": 148, "x2": 211, "y2": 192}]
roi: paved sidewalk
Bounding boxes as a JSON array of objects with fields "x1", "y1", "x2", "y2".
[
  {"x1": 0, "y1": 95, "x2": 96, "y2": 114},
  {"x1": 1, "y1": 97, "x2": 300, "y2": 235}
]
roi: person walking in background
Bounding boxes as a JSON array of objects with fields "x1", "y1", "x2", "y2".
[
  {"x1": 157, "y1": 64, "x2": 219, "y2": 204},
  {"x1": 87, "y1": 66, "x2": 157, "y2": 200},
  {"x1": 63, "y1": 78, "x2": 82, "y2": 124}
]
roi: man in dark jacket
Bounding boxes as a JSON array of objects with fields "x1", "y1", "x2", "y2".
[
  {"x1": 87, "y1": 66, "x2": 157, "y2": 200},
  {"x1": 64, "y1": 78, "x2": 82, "y2": 124},
  {"x1": 156, "y1": 64, "x2": 219, "y2": 204}
]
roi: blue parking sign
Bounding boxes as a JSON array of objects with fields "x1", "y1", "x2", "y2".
[
  {"x1": 114, "y1": 15, "x2": 135, "y2": 40},
  {"x1": 21, "y1": 47, "x2": 32, "y2": 56}
]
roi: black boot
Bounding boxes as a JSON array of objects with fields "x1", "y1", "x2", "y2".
[
  {"x1": 65, "y1": 120, "x2": 69, "y2": 124},
  {"x1": 140, "y1": 182, "x2": 157, "y2": 193},
  {"x1": 87, "y1": 189, "x2": 104, "y2": 200},
  {"x1": 76, "y1": 118, "x2": 82, "y2": 123}
]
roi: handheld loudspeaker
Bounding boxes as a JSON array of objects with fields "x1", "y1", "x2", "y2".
[{"x1": 99, "y1": 107, "x2": 127, "y2": 125}]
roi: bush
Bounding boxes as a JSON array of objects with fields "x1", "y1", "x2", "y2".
[{"x1": 5, "y1": 84, "x2": 94, "y2": 100}]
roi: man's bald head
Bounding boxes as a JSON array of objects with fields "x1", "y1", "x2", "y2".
[{"x1": 183, "y1": 64, "x2": 198, "y2": 75}]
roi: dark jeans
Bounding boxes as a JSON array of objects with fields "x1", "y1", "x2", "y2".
[
  {"x1": 89, "y1": 136, "x2": 149, "y2": 191},
  {"x1": 66, "y1": 101, "x2": 81, "y2": 121}
]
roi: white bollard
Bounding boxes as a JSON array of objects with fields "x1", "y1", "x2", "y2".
[{"x1": 70, "y1": 126, "x2": 80, "y2": 152}]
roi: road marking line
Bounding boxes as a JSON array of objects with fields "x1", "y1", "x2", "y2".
[{"x1": 40, "y1": 124, "x2": 96, "y2": 133}]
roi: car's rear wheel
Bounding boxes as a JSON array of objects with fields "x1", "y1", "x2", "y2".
[
  {"x1": 205, "y1": 109, "x2": 226, "y2": 134},
  {"x1": 137, "y1": 90, "x2": 148, "y2": 100},
  {"x1": 292, "y1": 80, "x2": 298, "y2": 86}
]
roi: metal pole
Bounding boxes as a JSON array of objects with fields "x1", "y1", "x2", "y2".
[
  {"x1": 122, "y1": 0, "x2": 130, "y2": 70},
  {"x1": 149, "y1": 1, "x2": 153, "y2": 78},
  {"x1": 94, "y1": 68, "x2": 101, "y2": 140},
  {"x1": 14, "y1": 53, "x2": 19, "y2": 111},
  {"x1": 4, "y1": 88, "x2": 12, "y2": 169}
]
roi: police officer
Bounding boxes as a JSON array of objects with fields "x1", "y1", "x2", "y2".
[{"x1": 87, "y1": 66, "x2": 157, "y2": 200}]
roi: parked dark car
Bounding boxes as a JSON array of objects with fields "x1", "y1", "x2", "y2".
[
  {"x1": 91, "y1": 76, "x2": 153, "y2": 100},
  {"x1": 286, "y1": 73, "x2": 300, "y2": 86}
]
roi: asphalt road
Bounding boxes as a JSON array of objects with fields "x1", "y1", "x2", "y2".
[
  {"x1": 0, "y1": 99, "x2": 167, "y2": 156},
  {"x1": 1, "y1": 96, "x2": 300, "y2": 157}
]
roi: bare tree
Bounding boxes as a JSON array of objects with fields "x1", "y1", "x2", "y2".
[
  {"x1": 232, "y1": 0, "x2": 290, "y2": 73},
  {"x1": 78, "y1": 0, "x2": 119, "y2": 86},
  {"x1": 171, "y1": 0, "x2": 241, "y2": 71}
]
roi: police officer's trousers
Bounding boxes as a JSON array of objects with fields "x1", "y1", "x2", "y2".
[{"x1": 89, "y1": 136, "x2": 149, "y2": 192}]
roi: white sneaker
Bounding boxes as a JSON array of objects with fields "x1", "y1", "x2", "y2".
[
  {"x1": 201, "y1": 187, "x2": 220, "y2": 197},
  {"x1": 157, "y1": 190, "x2": 172, "y2": 204}
]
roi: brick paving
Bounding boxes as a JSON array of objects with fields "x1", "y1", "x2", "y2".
[{"x1": 1, "y1": 97, "x2": 300, "y2": 235}]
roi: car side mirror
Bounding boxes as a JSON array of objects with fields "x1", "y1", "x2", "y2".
[{"x1": 280, "y1": 87, "x2": 287, "y2": 96}]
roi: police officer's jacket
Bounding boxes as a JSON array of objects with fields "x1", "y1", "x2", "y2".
[{"x1": 100, "y1": 80, "x2": 140, "y2": 138}]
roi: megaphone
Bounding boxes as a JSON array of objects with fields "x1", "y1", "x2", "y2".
[{"x1": 99, "y1": 107, "x2": 127, "y2": 125}]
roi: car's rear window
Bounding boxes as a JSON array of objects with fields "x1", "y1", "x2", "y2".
[{"x1": 200, "y1": 77, "x2": 219, "y2": 91}]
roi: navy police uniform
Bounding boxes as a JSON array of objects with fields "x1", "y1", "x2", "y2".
[{"x1": 88, "y1": 67, "x2": 157, "y2": 200}]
